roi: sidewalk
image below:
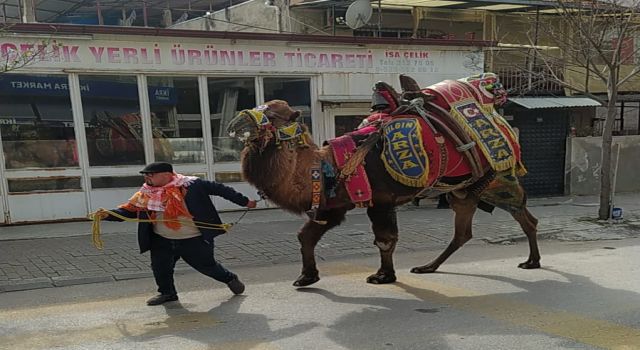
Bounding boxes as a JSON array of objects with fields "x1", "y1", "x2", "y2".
[{"x1": 1, "y1": 193, "x2": 639, "y2": 293}]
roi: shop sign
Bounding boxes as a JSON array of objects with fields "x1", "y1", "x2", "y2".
[
  {"x1": 0, "y1": 75, "x2": 176, "y2": 104},
  {"x1": 0, "y1": 39, "x2": 483, "y2": 76}
]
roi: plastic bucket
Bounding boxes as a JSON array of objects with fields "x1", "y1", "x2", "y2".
[{"x1": 612, "y1": 207, "x2": 623, "y2": 220}]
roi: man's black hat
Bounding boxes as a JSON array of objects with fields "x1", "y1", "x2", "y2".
[{"x1": 140, "y1": 162, "x2": 173, "y2": 174}]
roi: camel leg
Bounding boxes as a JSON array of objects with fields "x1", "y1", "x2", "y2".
[
  {"x1": 411, "y1": 195, "x2": 478, "y2": 274},
  {"x1": 294, "y1": 208, "x2": 347, "y2": 287},
  {"x1": 366, "y1": 206, "x2": 398, "y2": 284},
  {"x1": 512, "y1": 206, "x2": 541, "y2": 269}
]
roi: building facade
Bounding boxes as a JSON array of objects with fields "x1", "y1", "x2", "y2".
[{"x1": 0, "y1": 24, "x2": 486, "y2": 224}]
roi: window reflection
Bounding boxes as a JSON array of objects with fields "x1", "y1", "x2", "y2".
[
  {"x1": 148, "y1": 77, "x2": 203, "y2": 164},
  {"x1": 0, "y1": 74, "x2": 78, "y2": 169},
  {"x1": 208, "y1": 77, "x2": 255, "y2": 162},
  {"x1": 264, "y1": 77, "x2": 312, "y2": 133},
  {"x1": 80, "y1": 75, "x2": 144, "y2": 166},
  {"x1": 335, "y1": 115, "x2": 366, "y2": 137}
]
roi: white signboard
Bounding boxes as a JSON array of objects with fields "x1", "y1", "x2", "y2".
[{"x1": 0, "y1": 38, "x2": 483, "y2": 75}]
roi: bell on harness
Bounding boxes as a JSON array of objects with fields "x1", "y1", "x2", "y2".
[{"x1": 371, "y1": 91, "x2": 391, "y2": 112}]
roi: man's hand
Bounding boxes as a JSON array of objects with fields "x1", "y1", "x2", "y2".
[
  {"x1": 93, "y1": 208, "x2": 110, "y2": 220},
  {"x1": 246, "y1": 200, "x2": 257, "y2": 209}
]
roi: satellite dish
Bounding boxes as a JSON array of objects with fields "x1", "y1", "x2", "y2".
[{"x1": 345, "y1": 0, "x2": 372, "y2": 29}]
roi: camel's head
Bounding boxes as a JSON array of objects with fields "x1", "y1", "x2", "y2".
[
  {"x1": 463, "y1": 72, "x2": 508, "y2": 107},
  {"x1": 227, "y1": 100, "x2": 308, "y2": 151}
]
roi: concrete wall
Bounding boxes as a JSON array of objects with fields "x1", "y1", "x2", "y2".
[
  {"x1": 568, "y1": 135, "x2": 640, "y2": 195},
  {"x1": 170, "y1": 0, "x2": 282, "y2": 33},
  {"x1": 171, "y1": 3, "x2": 484, "y2": 38}
]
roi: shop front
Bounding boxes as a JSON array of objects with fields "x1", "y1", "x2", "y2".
[{"x1": 0, "y1": 25, "x2": 485, "y2": 224}]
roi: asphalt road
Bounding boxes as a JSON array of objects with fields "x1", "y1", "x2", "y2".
[{"x1": 1, "y1": 237, "x2": 639, "y2": 350}]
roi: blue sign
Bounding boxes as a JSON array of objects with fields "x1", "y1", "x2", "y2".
[{"x1": 0, "y1": 75, "x2": 176, "y2": 105}]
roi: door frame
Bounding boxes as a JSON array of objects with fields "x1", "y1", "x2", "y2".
[
  {"x1": 0, "y1": 131, "x2": 7, "y2": 223},
  {"x1": 325, "y1": 106, "x2": 370, "y2": 140}
]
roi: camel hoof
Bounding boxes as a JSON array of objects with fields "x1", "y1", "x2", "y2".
[
  {"x1": 518, "y1": 261, "x2": 541, "y2": 269},
  {"x1": 410, "y1": 265, "x2": 438, "y2": 274},
  {"x1": 293, "y1": 274, "x2": 320, "y2": 287},
  {"x1": 366, "y1": 272, "x2": 396, "y2": 284}
]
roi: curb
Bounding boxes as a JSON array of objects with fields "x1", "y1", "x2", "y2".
[{"x1": 0, "y1": 266, "x2": 196, "y2": 294}]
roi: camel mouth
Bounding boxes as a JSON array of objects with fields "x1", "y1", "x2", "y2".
[{"x1": 227, "y1": 111, "x2": 259, "y2": 142}]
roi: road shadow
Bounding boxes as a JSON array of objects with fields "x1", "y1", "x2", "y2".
[
  {"x1": 436, "y1": 266, "x2": 640, "y2": 320},
  {"x1": 299, "y1": 286, "x2": 486, "y2": 350},
  {"x1": 298, "y1": 262, "x2": 639, "y2": 350},
  {"x1": 117, "y1": 295, "x2": 319, "y2": 348}
]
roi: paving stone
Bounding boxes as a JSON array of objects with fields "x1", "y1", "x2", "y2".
[{"x1": 1, "y1": 194, "x2": 640, "y2": 291}]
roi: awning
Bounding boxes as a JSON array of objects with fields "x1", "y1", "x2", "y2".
[
  {"x1": 292, "y1": 0, "x2": 558, "y2": 12},
  {"x1": 508, "y1": 97, "x2": 602, "y2": 109}
]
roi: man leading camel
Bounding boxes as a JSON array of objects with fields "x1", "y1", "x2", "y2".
[{"x1": 95, "y1": 162, "x2": 257, "y2": 305}]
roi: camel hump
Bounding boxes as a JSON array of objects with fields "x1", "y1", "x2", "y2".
[{"x1": 264, "y1": 99, "x2": 301, "y2": 122}]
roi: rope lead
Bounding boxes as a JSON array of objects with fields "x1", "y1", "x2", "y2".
[{"x1": 88, "y1": 209, "x2": 234, "y2": 250}]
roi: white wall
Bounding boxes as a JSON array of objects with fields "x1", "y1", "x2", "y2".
[
  {"x1": 568, "y1": 135, "x2": 640, "y2": 195},
  {"x1": 170, "y1": 0, "x2": 280, "y2": 33}
]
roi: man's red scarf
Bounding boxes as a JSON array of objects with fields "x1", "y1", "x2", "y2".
[{"x1": 119, "y1": 173, "x2": 198, "y2": 230}]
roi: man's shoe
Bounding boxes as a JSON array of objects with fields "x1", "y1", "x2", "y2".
[
  {"x1": 227, "y1": 277, "x2": 245, "y2": 295},
  {"x1": 146, "y1": 294, "x2": 178, "y2": 306}
]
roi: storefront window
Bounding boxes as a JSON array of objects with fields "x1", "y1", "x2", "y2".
[
  {"x1": 8, "y1": 177, "x2": 81, "y2": 193},
  {"x1": 622, "y1": 101, "x2": 639, "y2": 134},
  {"x1": 264, "y1": 77, "x2": 312, "y2": 133},
  {"x1": 208, "y1": 77, "x2": 256, "y2": 162},
  {"x1": 80, "y1": 75, "x2": 144, "y2": 166},
  {"x1": 0, "y1": 74, "x2": 78, "y2": 169},
  {"x1": 147, "y1": 77, "x2": 203, "y2": 164}
]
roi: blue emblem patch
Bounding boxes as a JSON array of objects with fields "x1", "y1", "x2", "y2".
[{"x1": 380, "y1": 118, "x2": 429, "y2": 188}]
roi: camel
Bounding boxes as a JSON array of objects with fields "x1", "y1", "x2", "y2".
[{"x1": 227, "y1": 74, "x2": 540, "y2": 287}]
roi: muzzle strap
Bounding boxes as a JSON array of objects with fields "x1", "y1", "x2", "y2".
[{"x1": 246, "y1": 108, "x2": 270, "y2": 127}]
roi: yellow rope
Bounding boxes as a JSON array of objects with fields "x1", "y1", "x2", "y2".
[{"x1": 88, "y1": 209, "x2": 233, "y2": 250}]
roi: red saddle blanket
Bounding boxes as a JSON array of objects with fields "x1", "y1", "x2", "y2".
[
  {"x1": 423, "y1": 78, "x2": 522, "y2": 173},
  {"x1": 328, "y1": 134, "x2": 373, "y2": 207},
  {"x1": 362, "y1": 113, "x2": 504, "y2": 179}
]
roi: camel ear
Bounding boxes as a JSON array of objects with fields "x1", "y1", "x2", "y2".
[{"x1": 289, "y1": 110, "x2": 301, "y2": 121}]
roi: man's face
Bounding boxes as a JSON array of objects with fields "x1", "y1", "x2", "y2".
[{"x1": 142, "y1": 172, "x2": 173, "y2": 187}]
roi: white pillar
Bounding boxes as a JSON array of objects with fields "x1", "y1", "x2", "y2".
[{"x1": 21, "y1": 0, "x2": 36, "y2": 23}]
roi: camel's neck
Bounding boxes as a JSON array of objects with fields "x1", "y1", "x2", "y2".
[{"x1": 241, "y1": 137, "x2": 324, "y2": 214}]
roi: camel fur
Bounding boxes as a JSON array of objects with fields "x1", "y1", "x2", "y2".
[{"x1": 227, "y1": 96, "x2": 540, "y2": 287}]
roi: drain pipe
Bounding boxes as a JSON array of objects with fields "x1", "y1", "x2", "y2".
[{"x1": 265, "y1": 0, "x2": 282, "y2": 33}]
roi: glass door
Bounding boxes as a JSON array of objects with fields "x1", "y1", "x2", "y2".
[
  {"x1": 207, "y1": 77, "x2": 260, "y2": 210},
  {"x1": 327, "y1": 107, "x2": 369, "y2": 139},
  {"x1": 0, "y1": 73, "x2": 85, "y2": 222}
]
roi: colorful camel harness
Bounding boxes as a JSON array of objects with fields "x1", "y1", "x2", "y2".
[
  {"x1": 241, "y1": 106, "x2": 324, "y2": 215},
  {"x1": 240, "y1": 73, "x2": 526, "y2": 214}
]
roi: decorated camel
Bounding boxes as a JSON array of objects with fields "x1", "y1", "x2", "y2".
[{"x1": 227, "y1": 73, "x2": 539, "y2": 287}]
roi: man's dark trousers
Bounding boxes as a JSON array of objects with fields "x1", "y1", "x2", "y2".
[{"x1": 150, "y1": 234, "x2": 236, "y2": 295}]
